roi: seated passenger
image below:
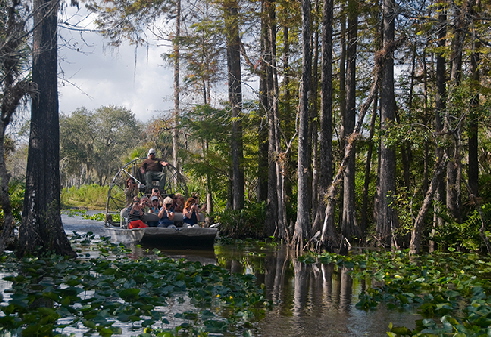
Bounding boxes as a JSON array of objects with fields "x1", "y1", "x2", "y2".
[
  {"x1": 128, "y1": 201, "x2": 148, "y2": 229},
  {"x1": 140, "y1": 195, "x2": 151, "y2": 209},
  {"x1": 150, "y1": 188, "x2": 164, "y2": 204},
  {"x1": 173, "y1": 193, "x2": 185, "y2": 213},
  {"x1": 124, "y1": 177, "x2": 139, "y2": 207},
  {"x1": 121, "y1": 196, "x2": 140, "y2": 228},
  {"x1": 146, "y1": 196, "x2": 161, "y2": 227},
  {"x1": 183, "y1": 197, "x2": 200, "y2": 228},
  {"x1": 158, "y1": 196, "x2": 175, "y2": 228}
]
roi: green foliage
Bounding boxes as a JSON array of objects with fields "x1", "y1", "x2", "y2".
[
  {"x1": 61, "y1": 184, "x2": 109, "y2": 209},
  {"x1": 431, "y1": 203, "x2": 491, "y2": 252},
  {"x1": 0, "y1": 181, "x2": 25, "y2": 227},
  {"x1": 60, "y1": 106, "x2": 144, "y2": 186},
  {"x1": 0, "y1": 237, "x2": 268, "y2": 336},
  {"x1": 301, "y1": 250, "x2": 491, "y2": 336},
  {"x1": 214, "y1": 202, "x2": 266, "y2": 239},
  {"x1": 179, "y1": 105, "x2": 232, "y2": 209},
  {"x1": 389, "y1": 187, "x2": 419, "y2": 237}
]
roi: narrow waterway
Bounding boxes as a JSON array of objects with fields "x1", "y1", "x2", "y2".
[{"x1": 62, "y1": 213, "x2": 420, "y2": 336}]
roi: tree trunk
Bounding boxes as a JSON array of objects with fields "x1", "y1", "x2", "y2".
[
  {"x1": 319, "y1": 71, "x2": 380, "y2": 252},
  {"x1": 268, "y1": 0, "x2": 288, "y2": 239},
  {"x1": 400, "y1": 43, "x2": 417, "y2": 189},
  {"x1": 257, "y1": 78, "x2": 268, "y2": 203},
  {"x1": 281, "y1": 17, "x2": 295, "y2": 215},
  {"x1": 292, "y1": 0, "x2": 313, "y2": 250},
  {"x1": 172, "y1": 0, "x2": 181, "y2": 177},
  {"x1": 18, "y1": 0, "x2": 75, "y2": 257},
  {"x1": 431, "y1": 2, "x2": 447, "y2": 252},
  {"x1": 312, "y1": 0, "x2": 333, "y2": 235},
  {"x1": 0, "y1": 0, "x2": 35, "y2": 253},
  {"x1": 264, "y1": 0, "x2": 279, "y2": 237},
  {"x1": 410, "y1": 155, "x2": 448, "y2": 254},
  {"x1": 338, "y1": 2, "x2": 346, "y2": 153},
  {"x1": 224, "y1": 0, "x2": 244, "y2": 210},
  {"x1": 341, "y1": 0, "x2": 358, "y2": 240},
  {"x1": 315, "y1": 32, "x2": 405, "y2": 252},
  {"x1": 0, "y1": 123, "x2": 14, "y2": 253},
  {"x1": 375, "y1": 0, "x2": 398, "y2": 249},
  {"x1": 310, "y1": 0, "x2": 320, "y2": 216},
  {"x1": 468, "y1": 0, "x2": 479, "y2": 198},
  {"x1": 360, "y1": 96, "x2": 378, "y2": 240},
  {"x1": 257, "y1": 0, "x2": 269, "y2": 204},
  {"x1": 446, "y1": 0, "x2": 471, "y2": 222}
]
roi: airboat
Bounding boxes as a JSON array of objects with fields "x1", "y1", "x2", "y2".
[{"x1": 104, "y1": 157, "x2": 218, "y2": 248}]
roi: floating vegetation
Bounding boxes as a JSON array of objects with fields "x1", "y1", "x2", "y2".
[
  {"x1": 300, "y1": 250, "x2": 491, "y2": 336},
  {"x1": 62, "y1": 210, "x2": 120, "y2": 224},
  {"x1": 0, "y1": 235, "x2": 269, "y2": 336}
]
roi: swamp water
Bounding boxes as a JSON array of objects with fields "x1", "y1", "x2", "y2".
[
  {"x1": 57, "y1": 213, "x2": 420, "y2": 336},
  {"x1": 215, "y1": 244, "x2": 420, "y2": 337}
]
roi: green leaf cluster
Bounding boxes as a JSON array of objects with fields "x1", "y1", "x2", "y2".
[
  {"x1": 300, "y1": 250, "x2": 491, "y2": 336},
  {"x1": 0, "y1": 239, "x2": 268, "y2": 336},
  {"x1": 213, "y1": 202, "x2": 267, "y2": 239},
  {"x1": 60, "y1": 106, "x2": 143, "y2": 186}
]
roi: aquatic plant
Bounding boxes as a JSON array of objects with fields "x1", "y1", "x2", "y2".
[
  {"x1": 300, "y1": 250, "x2": 491, "y2": 336},
  {"x1": 0, "y1": 236, "x2": 269, "y2": 336}
]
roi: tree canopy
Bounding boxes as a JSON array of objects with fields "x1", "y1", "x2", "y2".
[{"x1": 4, "y1": 0, "x2": 491, "y2": 254}]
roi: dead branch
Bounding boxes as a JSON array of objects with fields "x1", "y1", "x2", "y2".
[{"x1": 409, "y1": 154, "x2": 448, "y2": 254}]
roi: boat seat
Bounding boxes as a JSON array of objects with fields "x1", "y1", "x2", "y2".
[
  {"x1": 120, "y1": 209, "x2": 204, "y2": 228},
  {"x1": 167, "y1": 212, "x2": 205, "y2": 222}
]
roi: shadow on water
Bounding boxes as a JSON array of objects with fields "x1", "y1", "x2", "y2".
[
  {"x1": 62, "y1": 213, "x2": 419, "y2": 336},
  {"x1": 132, "y1": 243, "x2": 218, "y2": 265}
]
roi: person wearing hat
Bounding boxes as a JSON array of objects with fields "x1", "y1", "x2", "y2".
[
  {"x1": 145, "y1": 195, "x2": 161, "y2": 227},
  {"x1": 158, "y1": 196, "x2": 176, "y2": 228},
  {"x1": 140, "y1": 148, "x2": 168, "y2": 193},
  {"x1": 150, "y1": 187, "x2": 164, "y2": 204}
]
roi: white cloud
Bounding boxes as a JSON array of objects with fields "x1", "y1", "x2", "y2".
[
  {"x1": 56, "y1": 6, "x2": 261, "y2": 123},
  {"x1": 58, "y1": 7, "x2": 174, "y2": 122}
]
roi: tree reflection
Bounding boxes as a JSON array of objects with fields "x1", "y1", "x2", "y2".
[{"x1": 216, "y1": 243, "x2": 416, "y2": 336}]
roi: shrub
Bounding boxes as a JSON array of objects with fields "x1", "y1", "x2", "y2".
[
  {"x1": 61, "y1": 184, "x2": 109, "y2": 209},
  {"x1": 430, "y1": 202, "x2": 491, "y2": 252},
  {"x1": 214, "y1": 201, "x2": 266, "y2": 239},
  {"x1": 0, "y1": 180, "x2": 25, "y2": 227}
]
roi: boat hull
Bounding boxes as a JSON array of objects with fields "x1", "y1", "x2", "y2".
[{"x1": 105, "y1": 227, "x2": 218, "y2": 249}]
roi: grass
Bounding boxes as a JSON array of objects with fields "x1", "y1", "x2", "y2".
[{"x1": 61, "y1": 184, "x2": 109, "y2": 210}]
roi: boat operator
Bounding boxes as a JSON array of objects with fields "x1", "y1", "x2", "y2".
[{"x1": 140, "y1": 148, "x2": 168, "y2": 193}]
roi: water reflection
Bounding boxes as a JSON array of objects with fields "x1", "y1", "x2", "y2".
[
  {"x1": 131, "y1": 244, "x2": 218, "y2": 265},
  {"x1": 215, "y1": 243, "x2": 419, "y2": 337},
  {"x1": 62, "y1": 213, "x2": 419, "y2": 336}
]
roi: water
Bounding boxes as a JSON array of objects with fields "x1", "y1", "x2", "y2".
[
  {"x1": 216, "y1": 244, "x2": 419, "y2": 337},
  {"x1": 60, "y1": 213, "x2": 419, "y2": 336}
]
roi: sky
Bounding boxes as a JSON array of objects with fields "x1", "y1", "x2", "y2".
[{"x1": 57, "y1": 7, "x2": 175, "y2": 123}]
